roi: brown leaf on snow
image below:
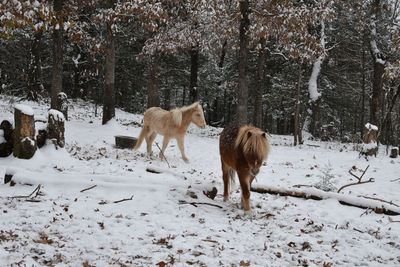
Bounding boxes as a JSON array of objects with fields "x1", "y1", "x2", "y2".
[
  {"x1": 287, "y1": 242, "x2": 296, "y2": 247},
  {"x1": 156, "y1": 261, "x2": 166, "y2": 267},
  {"x1": 97, "y1": 222, "x2": 105, "y2": 230},
  {"x1": 34, "y1": 235, "x2": 53, "y2": 245},
  {"x1": 240, "y1": 260, "x2": 251, "y2": 266},
  {"x1": 83, "y1": 261, "x2": 95, "y2": 267}
]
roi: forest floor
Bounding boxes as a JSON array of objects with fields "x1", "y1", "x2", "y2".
[{"x1": 0, "y1": 95, "x2": 400, "y2": 267}]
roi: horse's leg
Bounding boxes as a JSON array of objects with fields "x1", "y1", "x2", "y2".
[
  {"x1": 221, "y1": 161, "x2": 231, "y2": 201},
  {"x1": 159, "y1": 136, "x2": 171, "y2": 159},
  {"x1": 134, "y1": 125, "x2": 149, "y2": 150},
  {"x1": 146, "y1": 132, "x2": 157, "y2": 155},
  {"x1": 238, "y1": 170, "x2": 252, "y2": 214},
  {"x1": 177, "y1": 135, "x2": 189, "y2": 162}
]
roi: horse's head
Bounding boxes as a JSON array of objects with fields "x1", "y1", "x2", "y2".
[
  {"x1": 191, "y1": 104, "x2": 206, "y2": 129},
  {"x1": 242, "y1": 130, "x2": 269, "y2": 177}
]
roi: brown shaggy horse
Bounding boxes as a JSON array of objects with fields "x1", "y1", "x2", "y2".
[
  {"x1": 219, "y1": 125, "x2": 270, "y2": 214},
  {"x1": 134, "y1": 102, "x2": 206, "y2": 162}
]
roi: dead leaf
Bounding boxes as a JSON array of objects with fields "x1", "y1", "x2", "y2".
[{"x1": 240, "y1": 260, "x2": 251, "y2": 266}]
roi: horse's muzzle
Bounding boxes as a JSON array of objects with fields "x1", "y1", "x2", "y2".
[{"x1": 250, "y1": 168, "x2": 259, "y2": 177}]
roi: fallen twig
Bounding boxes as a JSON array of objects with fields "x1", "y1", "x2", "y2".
[
  {"x1": 146, "y1": 167, "x2": 161, "y2": 174},
  {"x1": 337, "y1": 165, "x2": 374, "y2": 193},
  {"x1": 360, "y1": 196, "x2": 400, "y2": 207},
  {"x1": 11, "y1": 184, "x2": 42, "y2": 199},
  {"x1": 292, "y1": 184, "x2": 313, "y2": 188},
  {"x1": 251, "y1": 185, "x2": 400, "y2": 216},
  {"x1": 179, "y1": 200, "x2": 223, "y2": 209},
  {"x1": 155, "y1": 142, "x2": 171, "y2": 168},
  {"x1": 390, "y1": 178, "x2": 400, "y2": 182},
  {"x1": 80, "y1": 185, "x2": 97, "y2": 193},
  {"x1": 113, "y1": 195, "x2": 134, "y2": 203},
  {"x1": 25, "y1": 199, "x2": 41, "y2": 203},
  {"x1": 337, "y1": 178, "x2": 374, "y2": 193},
  {"x1": 306, "y1": 144, "x2": 320, "y2": 147}
]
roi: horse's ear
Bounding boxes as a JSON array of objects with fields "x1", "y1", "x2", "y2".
[
  {"x1": 247, "y1": 131, "x2": 252, "y2": 138},
  {"x1": 262, "y1": 132, "x2": 267, "y2": 138}
]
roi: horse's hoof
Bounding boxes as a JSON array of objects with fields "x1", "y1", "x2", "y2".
[
  {"x1": 183, "y1": 158, "x2": 189, "y2": 163},
  {"x1": 244, "y1": 209, "x2": 252, "y2": 215}
]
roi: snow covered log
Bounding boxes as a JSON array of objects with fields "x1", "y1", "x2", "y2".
[
  {"x1": 251, "y1": 185, "x2": 400, "y2": 216},
  {"x1": 115, "y1": 135, "x2": 137, "y2": 149},
  {"x1": 13, "y1": 105, "x2": 37, "y2": 159},
  {"x1": 56, "y1": 92, "x2": 68, "y2": 121},
  {"x1": 48, "y1": 109, "x2": 65, "y2": 148},
  {"x1": 0, "y1": 119, "x2": 13, "y2": 157}
]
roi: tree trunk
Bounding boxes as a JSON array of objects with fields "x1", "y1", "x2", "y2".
[
  {"x1": 102, "y1": 4, "x2": 116, "y2": 125},
  {"x1": 163, "y1": 76, "x2": 170, "y2": 110},
  {"x1": 369, "y1": 0, "x2": 385, "y2": 132},
  {"x1": 253, "y1": 39, "x2": 265, "y2": 128},
  {"x1": 294, "y1": 62, "x2": 303, "y2": 146},
  {"x1": 50, "y1": 0, "x2": 63, "y2": 110},
  {"x1": 360, "y1": 42, "x2": 366, "y2": 136},
  {"x1": 237, "y1": 0, "x2": 250, "y2": 125},
  {"x1": 147, "y1": 52, "x2": 160, "y2": 108},
  {"x1": 28, "y1": 30, "x2": 42, "y2": 101},
  {"x1": 189, "y1": 46, "x2": 199, "y2": 104}
]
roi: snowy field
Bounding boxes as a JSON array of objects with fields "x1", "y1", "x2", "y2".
[{"x1": 0, "y1": 95, "x2": 399, "y2": 267}]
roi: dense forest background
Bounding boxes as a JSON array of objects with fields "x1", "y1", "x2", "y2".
[{"x1": 1, "y1": 0, "x2": 399, "y2": 147}]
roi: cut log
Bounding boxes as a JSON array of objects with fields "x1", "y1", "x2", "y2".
[
  {"x1": 36, "y1": 129, "x2": 47, "y2": 148},
  {"x1": 0, "y1": 120, "x2": 13, "y2": 157},
  {"x1": 0, "y1": 120, "x2": 13, "y2": 142},
  {"x1": 48, "y1": 109, "x2": 65, "y2": 148},
  {"x1": 115, "y1": 135, "x2": 137, "y2": 149},
  {"x1": 56, "y1": 92, "x2": 68, "y2": 121},
  {"x1": 0, "y1": 142, "x2": 13, "y2": 157},
  {"x1": 13, "y1": 105, "x2": 37, "y2": 159},
  {"x1": 390, "y1": 147, "x2": 398, "y2": 158},
  {"x1": 251, "y1": 185, "x2": 400, "y2": 216}
]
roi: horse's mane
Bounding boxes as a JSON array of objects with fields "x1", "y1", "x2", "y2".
[
  {"x1": 235, "y1": 125, "x2": 270, "y2": 162},
  {"x1": 170, "y1": 102, "x2": 201, "y2": 126}
]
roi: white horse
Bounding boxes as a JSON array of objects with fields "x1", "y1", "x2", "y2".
[{"x1": 134, "y1": 102, "x2": 206, "y2": 162}]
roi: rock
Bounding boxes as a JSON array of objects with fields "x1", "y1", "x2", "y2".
[{"x1": 115, "y1": 135, "x2": 137, "y2": 149}]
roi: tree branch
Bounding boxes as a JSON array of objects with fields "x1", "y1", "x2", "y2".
[
  {"x1": 113, "y1": 195, "x2": 134, "y2": 203},
  {"x1": 251, "y1": 186, "x2": 400, "y2": 216},
  {"x1": 179, "y1": 200, "x2": 223, "y2": 209},
  {"x1": 80, "y1": 185, "x2": 97, "y2": 193}
]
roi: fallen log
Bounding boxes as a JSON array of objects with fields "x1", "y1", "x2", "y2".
[{"x1": 251, "y1": 185, "x2": 400, "y2": 216}]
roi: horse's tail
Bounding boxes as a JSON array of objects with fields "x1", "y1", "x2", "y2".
[
  {"x1": 134, "y1": 125, "x2": 147, "y2": 150},
  {"x1": 228, "y1": 169, "x2": 236, "y2": 193}
]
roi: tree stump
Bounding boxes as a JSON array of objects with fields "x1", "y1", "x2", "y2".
[
  {"x1": 0, "y1": 119, "x2": 13, "y2": 157},
  {"x1": 36, "y1": 129, "x2": 47, "y2": 148},
  {"x1": 56, "y1": 92, "x2": 68, "y2": 121},
  {"x1": 361, "y1": 123, "x2": 378, "y2": 157},
  {"x1": 390, "y1": 147, "x2": 399, "y2": 158},
  {"x1": 48, "y1": 109, "x2": 65, "y2": 148},
  {"x1": 13, "y1": 105, "x2": 37, "y2": 159},
  {"x1": 115, "y1": 135, "x2": 137, "y2": 149}
]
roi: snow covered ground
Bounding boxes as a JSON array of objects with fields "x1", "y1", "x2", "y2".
[{"x1": 0, "y1": 95, "x2": 399, "y2": 267}]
